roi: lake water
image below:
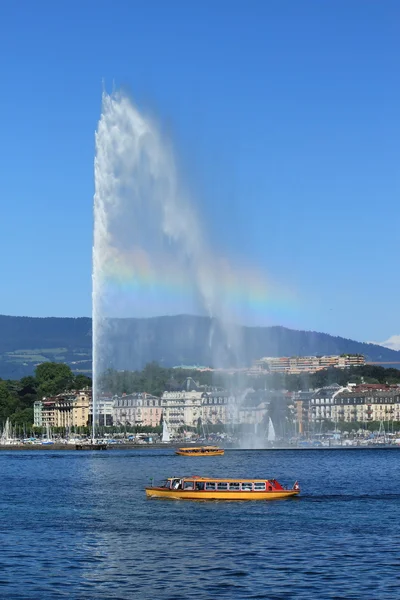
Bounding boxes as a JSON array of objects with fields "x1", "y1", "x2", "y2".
[{"x1": 1, "y1": 448, "x2": 399, "y2": 599}]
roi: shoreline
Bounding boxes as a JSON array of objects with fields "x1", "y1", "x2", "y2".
[{"x1": 0, "y1": 444, "x2": 399, "y2": 451}]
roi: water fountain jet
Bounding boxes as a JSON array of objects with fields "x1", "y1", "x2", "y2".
[{"x1": 92, "y1": 90, "x2": 242, "y2": 435}]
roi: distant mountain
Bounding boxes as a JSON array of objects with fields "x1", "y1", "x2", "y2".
[{"x1": 0, "y1": 314, "x2": 399, "y2": 379}]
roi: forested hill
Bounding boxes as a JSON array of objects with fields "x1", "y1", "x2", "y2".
[
  {"x1": 0, "y1": 314, "x2": 399, "y2": 379},
  {"x1": 0, "y1": 315, "x2": 92, "y2": 379}
]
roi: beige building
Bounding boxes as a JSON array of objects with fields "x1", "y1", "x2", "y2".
[
  {"x1": 332, "y1": 390, "x2": 400, "y2": 423},
  {"x1": 72, "y1": 390, "x2": 91, "y2": 427},
  {"x1": 34, "y1": 389, "x2": 91, "y2": 429}
]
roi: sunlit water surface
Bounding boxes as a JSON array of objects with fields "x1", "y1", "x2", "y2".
[{"x1": 1, "y1": 448, "x2": 399, "y2": 599}]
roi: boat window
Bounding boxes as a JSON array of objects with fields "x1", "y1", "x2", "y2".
[
  {"x1": 205, "y1": 482, "x2": 216, "y2": 490},
  {"x1": 229, "y1": 482, "x2": 240, "y2": 490},
  {"x1": 241, "y1": 482, "x2": 253, "y2": 491},
  {"x1": 217, "y1": 482, "x2": 228, "y2": 490},
  {"x1": 195, "y1": 482, "x2": 205, "y2": 491},
  {"x1": 184, "y1": 481, "x2": 194, "y2": 490},
  {"x1": 254, "y1": 482, "x2": 266, "y2": 490}
]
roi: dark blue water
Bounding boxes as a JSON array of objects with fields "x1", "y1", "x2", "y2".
[{"x1": 1, "y1": 448, "x2": 399, "y2": 599}]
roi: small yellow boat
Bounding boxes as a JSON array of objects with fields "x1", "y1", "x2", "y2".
[
  {"x1": 175, "y1": 446, "x2": 224, "y2": 456},
  {"x1": 145, "y1": 476, "x2": 300, "y2": 501}
]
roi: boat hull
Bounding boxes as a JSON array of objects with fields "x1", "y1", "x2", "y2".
[
  {"x1": 75, "y1": 444, "x2": 108, "y2": 451},
  {"x1": 145, "y1": 487, "x2": 299, "y2": 500},
  {"x1": 175, "y1": 450, "x2": 224, "y2": 456}
]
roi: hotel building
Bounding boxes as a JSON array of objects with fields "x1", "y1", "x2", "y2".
[
  {"x1": 332, "y1": 390, "x2": 400, "y2": 423},
  {"x1": 33, "y1": 389, "x2": 91, "y2": 429},
  {"x1": 255, "y1": 354, "x2": 365, "y2": 375},
  {"x1": 308, "y1": 384, "x2": 348, "y2": 423},
  {"x1": 113, "y1": 393, "x2": 162, "y2": 427}
]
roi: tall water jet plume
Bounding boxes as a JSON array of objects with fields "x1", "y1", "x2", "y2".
[{"x1": 92, "y1": 90, "x2": 244, "y2": 434}]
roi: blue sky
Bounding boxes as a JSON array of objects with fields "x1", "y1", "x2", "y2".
[{"x1": 0, "y1": 0, "x2": 399, "y2": 344}]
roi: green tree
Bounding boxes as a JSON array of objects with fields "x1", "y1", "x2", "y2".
[
  {"x1": 10, "y1": 408, "x2": 34, "y2": 426},
  {"x1": 35, "y1": 362, "x2": 74, "y2": 398},
  {"x1": 73, "y1": 374, "x2": 92, "y2": 389},
  {"x1": 17, "y1": 376, "x2": 37, "y2": 410},
  {"x1": 0, "y1": 381, "x2": 18, "y2": 423}
]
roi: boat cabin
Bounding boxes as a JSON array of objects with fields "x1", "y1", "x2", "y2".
[{"x1": 162, "y1": 477, "x2": 285, "y2": 492}]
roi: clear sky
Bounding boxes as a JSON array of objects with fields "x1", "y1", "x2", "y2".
[{"x1": 0, "y1": 0, "x2": 399, "y2": 344}]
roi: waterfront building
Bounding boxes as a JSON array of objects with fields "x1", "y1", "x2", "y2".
[
  {"x1": 113, "y1": 393, "x2": 162, "y2": 427},
  {"x1": 33, "y1": 389, "x2": 91, "y2": 429},
  {"x1": 33, "y1": 400, "x2": 43, "y2": 427},
  {"x1": 238, "y1": 402, "x2": 269, "y2": 427},
  {"x1": 93, "y1": 394, "x2": 115, "y2": 426},
  {"x1": 293, "y1": 391, "x2": 314, "y2": 434},
  {"x1": 201, "y1": 391, "x2": 237, "y2": 427},
  {"x1": 37, "y1": 399, "x2": 56, "y2": 428},
  {"x1": 332, "y1": 390, "x2": 400, "y2": 423},
  {"x1": 72, "y1": 390, "x2": 91, "y2": 428},
  {"x1": 161, "y1": 378, "x2": 204, "y2": 435},
  {"x1": 236, "y1": 391, "x2": 270, "y2": 427},
  {"x1": 309, "y1": 384, "x2": 348, "y2": 424}
]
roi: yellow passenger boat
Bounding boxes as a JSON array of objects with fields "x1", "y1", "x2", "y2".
[
  {"x1": 175, "y1": 446, "x2": 224, "y2": 456},
  {"x1": 145, "y1": 476, "x2": 300, "y2": 500}
]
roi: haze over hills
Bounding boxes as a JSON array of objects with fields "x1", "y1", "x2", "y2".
[{"x1": 1, "y1": 314, "x2": 399, "y2": 380}]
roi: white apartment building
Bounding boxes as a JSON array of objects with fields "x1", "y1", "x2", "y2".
[
  {"x1": 309, "y1": 384, "x2": 349, "y2": 423},
  {"x1": 161, "y1": 386, "x2": 204, "y2": 435}
]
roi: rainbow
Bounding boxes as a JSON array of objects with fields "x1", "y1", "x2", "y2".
[{"x1": 98, "y1": 247, "x2": 300, "y2": 325}]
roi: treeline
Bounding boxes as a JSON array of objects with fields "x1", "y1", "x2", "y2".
[
  {"x1": 100, "y1": 363, "x2": 400, "y2": 397},
  {"x1": 0, "y1": 362, "x2": 91, "y2": 427},
  {"x1": 99, "y1": 363, "x2": 211, "y2": 397}
]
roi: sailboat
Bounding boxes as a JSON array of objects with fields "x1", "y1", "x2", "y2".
[
  {"x1": 267, "y1": 417, "x2": 276, "y2": 443},
  {"x1": 376, "y1": 421, "x2": 387, "y2": 445},
  {"x1": 42, "y1": 423, "x2": 54, "y2": 445},
  {"x1": 162, "y1": 420, "x2": 171, "y2": 443},
  {"x1": 0, "y1": 418, "x2": 15, "y2": 446}
]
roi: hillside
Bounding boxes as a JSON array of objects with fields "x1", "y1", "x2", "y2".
[
  {"x1": 0, "y1": 314, "x2": 399, "y2": 379},
  {"x1": 0, "y1": 315, "x2": 92, "y2": 379}
]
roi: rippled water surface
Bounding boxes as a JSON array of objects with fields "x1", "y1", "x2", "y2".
[{"x1": 1, "y1": 448, "x2": 400, "y2": 599}]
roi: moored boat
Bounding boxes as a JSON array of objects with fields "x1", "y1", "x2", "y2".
[
  {"x1": 145, "y1": 476, "x2": 300, "y2": 500},
  {"x1": 75, "y1": 443, "x2": 108, "y2": 451},
  {"x1": 175, "y1": 446, "x2": 224, "y2": 456}
]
